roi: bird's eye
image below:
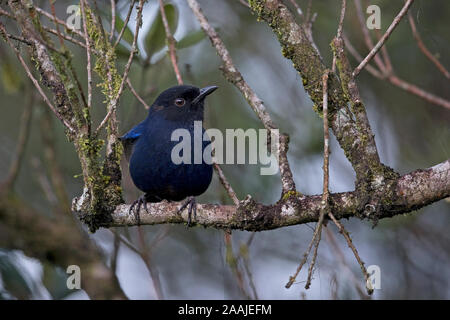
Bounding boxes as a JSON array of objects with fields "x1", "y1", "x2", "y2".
[{"x1": 175, "y1": 98, "x2": 186, "y2": 107}]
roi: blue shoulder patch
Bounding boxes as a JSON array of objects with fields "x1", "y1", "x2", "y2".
[
  {"x1": 120, "y1": 121, "x2": 146, "y2": 161},
  {"x1": 120, "y1": 121, "x2": 146, "y2": 141}
]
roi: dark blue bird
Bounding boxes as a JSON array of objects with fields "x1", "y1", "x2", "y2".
[{"x1": 120, "y1": 85, "x2": 218, "y2": 225}]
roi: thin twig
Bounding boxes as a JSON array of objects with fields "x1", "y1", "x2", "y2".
[
  {"x1": 113, "y1": 0, "x2": 136, "y2": 49},
  {"x1": 343, "y1": 34, "x2": 384, "y2": 79},
  {"x1": 325, "y1": 227, "x2": 369, "y2": 299},
  {"x1": 321, "y1": 71, "x2": 330, "y2": 204},
  {"x1": 44, "y1": 25, "x2": 87, "y2": 48},
  {"x1": 213, "y1": 163, "x2": 239, "y2": 205},
  {"x1": 111, "y1": 231, "x2": 120, "y2": 275},
  {"x1": 115, "y1": 0, "x2": 145, "y2": 101},
  {"x1": 353, "y1": 0, "x2": 386, "y2": 73},
  {"x1": 238, "y1": 0, "x2": 250, "y2": 8},
  {"x1": 388, "y1": 75, "x2": 450, "y2": 110},
  {"x1": 5, "y1": 33, "x2": 32, "y2": 45},
  {"x1": 34, "y1": 6, "x2": 84, "y2": 38},
  {"x1": 304, "y1": 223, "x2": 322, "y2": 289},
  {"x1": 345, "y1": 35, "x2": 450, "y2": 110},
  {"x1": 361, "y1": 0, "x2": 393, "y2": 74},
  {"x1": 305, "y1": 70, "x2": 331, "y2": 290},
  {"x1": 332, "y1": 0, "x2": 347, "y2": 73},
  {"x1": 353, "y1": 0, "x2": 414, "y2": 77},
  {"x1": 126, "y1": 78, "x2": 151, "y2": 110},
  {"x1": 373, "y1": 28, "x2": 393, "y2": 75},
  {"x1": 49, "y1": 0, "x2": 65, "y2": 47},
  {"x1": 407, "y1": 12, "x2": 450, "y2": 79},
  {"x1": 80, "y1": 0, "x2": 92, "y2": 109},
  {"x1": 158, "y1": 0, "x2": 183, "y2": 85},
  {"x1": 110, "y1": 0, "x2": 116, "y2": 43},
  {"x1": 241, "y1": 254, "x2": 259, "y2": 300},
  {"x1": 224, "y1": 232, "x2": 251, "y2": 299},
  {"x1": 288, "y1": 0, "x2": 303, "y2": 17},
  {"x1": 238, "y1": 234, "x2": 259, "y2": 299},
  {"x1": 110, "y1": 229, "x2": 141, "y2": 255},
  {"x1": 137, "y1": 228, "x2": 164, "y2": 300},
  {"x1": 327, "y1": 212, "x2": 373, "y2": 295},
  {"x1": 336, "y1": 0, "x2": 346, "y2": 40},
  {"x1": 305, "y1": 0, "x2": 313, "y2": 24},
  {"x1": 285, "y1": 208, "x2": 326, "y2": 288},
  {"x1": 1, "y1": 7, "x2": 87, "y2": 49}
]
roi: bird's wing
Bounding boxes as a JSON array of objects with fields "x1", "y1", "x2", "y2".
[{"x1": 119, "y1": 121, "x2": 145, "y2": 161}]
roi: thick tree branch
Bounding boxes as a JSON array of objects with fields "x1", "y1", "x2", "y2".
[
  {"x1": 248, "y1": 0, "x2": 390, "y2": 190},
  {"x1": 84, "y1": 160, "x2": 450, "y2": 230}
]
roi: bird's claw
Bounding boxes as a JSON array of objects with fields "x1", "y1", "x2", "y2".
[
  {"x1": 129, "y1": 195, "x2": 150, "y2": 225},
  {"x1": 177, "y1": 196, "x2": 197, "y2": 227}
]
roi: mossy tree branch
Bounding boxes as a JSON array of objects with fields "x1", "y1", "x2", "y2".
[
  {"x1": 248, "y1": 0, "x2": 389, "y2": 188},
  {"x1": 101, "y1": 160, "x2": 449, "y2": 230},
  {"x1": 7, "y1": 0, "x2": 123, "y2": 231}
]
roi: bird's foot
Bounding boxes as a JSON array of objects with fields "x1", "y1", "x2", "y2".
[
  {"x1": 177, "y1": 196, "x2": 197, "y2": 227},
  {"x1": 129, "y1": 195, "x2": 150, "y2": 225}
]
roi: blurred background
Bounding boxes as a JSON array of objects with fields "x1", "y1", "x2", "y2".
[{"x1": 0, "y1": 0, "x2": 449, "y2": 299}]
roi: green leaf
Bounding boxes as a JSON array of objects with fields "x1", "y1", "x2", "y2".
[
  {"x1": 144, "y1": 4, "x2": 178, "y2": 62},
  {"x1": 176, "y1": 30, "x2": 206, "y2": 49},
  {"x1": 114, "y1": 14, "x2": 134, "y2": 45}
]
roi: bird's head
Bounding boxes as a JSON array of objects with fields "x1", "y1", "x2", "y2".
[{"x1": 148, "y1": 85, "x2": 218, "y2": 122}]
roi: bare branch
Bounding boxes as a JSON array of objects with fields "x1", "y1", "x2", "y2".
[
  {"x1": 285, "y1": 199, "x2": 327, "y2": 288},
  {"x1": 336, "y1": 0, "x2": 346, "y2": 40},
  {"x1": 126, "y1": 78, "x2": 151, "y2": 110},
  {"x1": 214, "y1": 163, "x2": 240, "y2": 205},
  {"x1": 158, "y1": 0, "x2": 183, "y2": 85},
  {"x1": 344, "y1": 35, "x2": 450, "y2": 110},
  {"x1": 113, "y1": 0, "x2": 136, "y2": 49},
  {"x1": 328, "y1": 211, "x2": 373, "y2": 294},
  {"x1": 325, "y1": 227, "x2": 369, "y2": 298},
  {"x1": 353, "y1": 0, "x2": 387, "y2": 73},
  {"x1": 407, "y1": 12, "x2": 450, "y2": 79},
  {"x1": 110, "y1": 0, "x2": 116, "y2": 43},
  {"x1": 80, "y1": 0, "x2": 93, "y2": 109},
  {"x1": 343, "y1": 34, "x2": 384, "y2": 79},
  {"x1": 0, "y1": 6, "x2": 87, "y2": 49},
  {"x1": 332, "y1": 0, "x2": 347, "y2": 73},
  {"x1": 238, "y1": 0, "x2": 250, "y2": 8},
  {"x1": 34, "y1": 6, "x2": 84, "y2": 38},
  {"x1": 353, "y1": 0, "x2": 414, "y2": 77},
  {"x1": 287, "y1": 0, "x2": 303, "y2": 17},
  {"x1": 388, "y1": 75, "x2": 450, "y2": 110}
]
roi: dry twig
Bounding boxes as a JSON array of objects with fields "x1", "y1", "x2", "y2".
[{"x1": 353, "y1": 0, "x2": 414, "y2": 77}]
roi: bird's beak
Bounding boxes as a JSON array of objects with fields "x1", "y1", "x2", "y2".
[{"x1": 192, "y1": 86, "x2": 218, "y2": 104}]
